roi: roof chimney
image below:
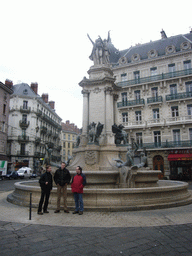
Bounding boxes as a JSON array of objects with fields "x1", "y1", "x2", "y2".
[
  {"x1": 5, "y1": 79, "x2": 13, "y2": 89},
  {"x1": 160, "y1": 29, "x2": 167, "y2": 39},
  {"x1": 49, "y1": 101, "x2": 55, "y2": 109},
  {"x1": 31, "y1": 82, "x2": 38, "y2": 94},
  {"x1": 42, "y1": 93, "x2": 49, "y2": 103}
]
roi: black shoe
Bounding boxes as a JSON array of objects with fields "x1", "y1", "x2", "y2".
[
  {"x1": 54, "y1": 210, "x2": 60, "y2": 213},
  {"x1": 79, "y1": 211, "x2": 83, "y2": 215},
  {"x1": 64, "y1": 210, "x2": 69, "y2": 213},
  {"x1": 73, "y1": 211, "x2": 79, "y2": 214},
  {"x1": 37, "y1": 212, "x2": 43, "y2": 215},
  {"x1": 43, "y1": 210, "x2": 49, "y2": 213}
]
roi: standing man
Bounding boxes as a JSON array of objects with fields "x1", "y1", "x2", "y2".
[
  {"x1": 71, "y1": 166, "x2": 86, "y2": 215},
  {"x1": 54, "y1": 162, "x2": 71, "y2": 213},
  {"x1": 37, "y1": 165, "x2": 53, "y2": 215}
]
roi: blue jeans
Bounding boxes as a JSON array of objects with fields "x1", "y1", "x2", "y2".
[{"x1": 73, "y1": 193, "x2": 84, "y2": 212}]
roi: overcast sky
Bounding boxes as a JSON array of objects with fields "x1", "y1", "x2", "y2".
[{"x1": 0, "y1": 0, "x2": 191, "y2": 128}]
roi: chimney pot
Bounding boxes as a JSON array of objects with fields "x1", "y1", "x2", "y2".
[
  {"x1": 31, "y1": 82, "x2": 38, "y2": 94},
  {"x1": 42, "y1": 93, "x2": 49, "y2": 103}
]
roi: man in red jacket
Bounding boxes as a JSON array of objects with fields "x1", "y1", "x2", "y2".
[{"x1": 71, "y1": 166, "x2": 86, "y2": 215}]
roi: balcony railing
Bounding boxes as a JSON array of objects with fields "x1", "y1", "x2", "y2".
[
  {"x1": 35, "y1": 137, "x2": 41, "y2": 144},
  {"x1": 116, "y1": 68, "x2": 192, "y2": 87},
  {"x1": 166, "y1": 91, "x2": 192, "y2": 101},
  {"x1": 122, "y1": 116, "x2": 192, "y2": 128},
  {"x1": 36, "y1": 109, "x2": 42, "y2": 116},
  {"x1": 17, "y1": 151, "x2": 29, "y2": 156},
  {"x1": 18, "y1": 135, "x2": 29, "y2": 141},
  {"x1": 137, "y1": 140, "x2": 192, "y2": 149},
  {"x1": 147, "y1": 96, "x2": 163, "y2": 104},
  {"x1": 20, "y1": 106, "x2": 31, "y2": 113},
  {"x1": 19, "y1": 120, "x2": 30, "y2": 128},
  {"x1": 34, "y1": 152, "x2": 44, "y2": 158},
  {"x1": 117, "y1": 99, "x2": 145, "y2": 108}
]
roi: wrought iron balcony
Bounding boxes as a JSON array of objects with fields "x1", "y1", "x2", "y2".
[
  {"x1": 116, "y1": 68, "x2": 192, "y2": 87},
  {"x1": 20, "y1": 106, "x2": 31, "y2": 113},
  {"x1": 19, "y1": 120, "x2": 30, "y2": 128},
  {"x1": 40, "y1": 126, "x2": 47, "y2": 134},
  {"x1": 34, "y1": 152, "x2": 44, "y2": 158},
  {"x1": 117, "y1": 99, "x2": 145, "y2": 108},
  {"x1": 47, "y1": 142, "x2": 54, "y2": 148},
  {"x1": 18, "y1": 135, "x2": 29, "y2": 141},
  {"x1": 137, "y1": 140, "x2": 192, "y2": 149},
  {"x1": 35, "y1": 137, "x2": 41, "y2": 144},
  {"x1": 166, "y1": 91, "x2": 192, "y2": 101},
  {"x1": 147, "y1": 96, "x2": 163, "y2": 104}
]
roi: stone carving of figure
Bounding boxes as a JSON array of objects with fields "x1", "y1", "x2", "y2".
[
  {"x1": 112, "y1": 123, "x2": 128, "y2": 145},
  {"x1": 88, "y1": 122, "x2": 104, "y2": 143},
  {"x1": 87, "y1": 32, "x2": 110, "y2": 66}
]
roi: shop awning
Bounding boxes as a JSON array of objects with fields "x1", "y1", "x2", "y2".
[{"x1": 168, "y1": 153, "x2": 192, "y2": 161}]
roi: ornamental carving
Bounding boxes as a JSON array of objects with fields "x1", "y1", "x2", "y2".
[{"x1": 85, "y1": 151, "x2": 97, "y2": 165}]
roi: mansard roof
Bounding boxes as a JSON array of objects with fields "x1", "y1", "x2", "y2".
[
  {"x1": 110, "y1": 31, "x2": 192, "y2": 65},
  {"x1": 13, "y1": 83, "x2": 37, "y2": 97}
]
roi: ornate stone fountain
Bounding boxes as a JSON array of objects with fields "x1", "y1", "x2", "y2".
[{"x1": 7, "y1": 33, "x2": 192, "y2": 211}]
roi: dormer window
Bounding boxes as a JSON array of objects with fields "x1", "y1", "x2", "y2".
[
  {"x1": 181, "y1": 41, "x2": 191, "y2": 51},
  {"x1": 148, "y1": 49, "x2": 158, "y2": 59}
]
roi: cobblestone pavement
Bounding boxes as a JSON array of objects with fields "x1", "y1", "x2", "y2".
[{"x1": 1, "y1": 190, "x2": 192, "y2": 255}]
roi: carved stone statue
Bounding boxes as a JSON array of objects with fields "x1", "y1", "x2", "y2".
[
  {"x1": 112, "y1": 124, "x2": 128, "y2": 145},
  {"x1": 88, "y1": 122, "x2": 104, "y2": 143},
  {"x1": 87, "y1": 32, "x2": 111, "y2": 66}
]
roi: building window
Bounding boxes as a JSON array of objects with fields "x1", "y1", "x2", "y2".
[
  {"x1": 121, "y1": 73, "x2": 127, "y2": 82},
  {"x1": 63, "y1": 142, "x2": 65, "y2": 147},
  {"x1": 168, "y1": 63, "x2": 175, "y2": 73},
  {"x1": 2, "y1": 122, "x2": 5, "y2": 132},
  {"x1": 153, "y1": 108, "x2": 160, "y2": 120},
  {"x1": 150, "y1": 67, "x2": 157, "y2": 76},
  {"x1": 22, "y1": 129, "x2": 26, "y2": 138},
  {"x1": 171, "y1": 106, "x2": 179, "y2": 117},
  {"x1": 187, "y1": 105, "x2": 192, "y2": 115},
  {"x1": 134, "y1": 90, "x2": 140, "y2": 100},
  {"x1": 134, "y1": 71, "x2": 140, "y2": 82},
  {"x1": 121, "y1": 92, "x2": 127, "y2": 102},
  {"x1": 136, "y1": 133, "x2": 142, "y2": 146},
  {"x1": 23, "y1": 101, "x2": 28, "y2": 109},
  {"x1": 68, "y1": 142, "x2": 70, "y2": 148},
  {"x1": 3, "y1": 104, "x2": 6, "y2": 115},
  {"x1": 184, "y1": 60, "x2": 191, "y2": 70},
  {"x1": 63, "y1": 134, "x2": 66, "y2": 140},
  {"x1": 189, "y1": 129, "x2": 192, "y2": 141},
  {"x1": 170, "y1": 84, "x2": 177, "y2": 94},
  {"x1": 154, "y1": 131, "x2": 161, "y2": 147},
  {"x1": 151, "y1": 87, "x2": 158, "y2": 97},
  {"x1": 122, "y1": 112, "x2": 128, "y2": 123},
  {"x1": 173, "y1": 129, "x2": 180, "y2": 144},
  {"x1": 186, "y1": 82, "x2": 192, "y2": 92},
  {"x1": 68, "y1": 134, "x2": 70, "y2": 140},
  {"x1": 20, "y1": 143, "x2": 25, "y2": 155},
  {"x1": 22, "y1": 114, "x2": 27, "y2": 123},
  {"x1": 135, "y1": 111, "x2": 142, "y2": 122}
]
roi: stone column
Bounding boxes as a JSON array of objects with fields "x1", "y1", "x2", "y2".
[
  {"x1": 82, "y1": 89, "x2": 89, "y2": 136},
  {"x1": 105, "y1": 86, "x2": 114, "y2": 144}
]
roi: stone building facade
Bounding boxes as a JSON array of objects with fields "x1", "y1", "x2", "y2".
[
  {"x1": 0, "y1": 80, "x2": 13, "y2": 176},
  {"x1": 7, "y1": 82, "x2": 62, "y2": 171},
  {"x1": 110, "y1": 29, "x2": 192, "y2": 180}
]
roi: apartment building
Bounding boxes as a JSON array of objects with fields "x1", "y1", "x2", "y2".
[
  {"x1": 0, "y1": 80, "x2": 13, "y2": 176},
  {"x1": 110, "y1": 29, "x2": 192, "y2": 180},
  {"x1": 61, "y1": 120, "x2": 81, "y2": 162},
  {"x1": 7, "y1": 82, "x2": 62, "y2": 171}
]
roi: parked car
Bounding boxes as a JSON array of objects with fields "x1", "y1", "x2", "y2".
[
  {"x1": 6, "y1": 171, "x2": 19, "y2": 179},
  {"x1": 17, "y1": 167, "x2": 33, "y2": 178},
  {"x1": 29, "y1": 172, "x2": 38, "y2": 179}
]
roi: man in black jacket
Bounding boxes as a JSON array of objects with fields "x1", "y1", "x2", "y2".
[
  {"x1": 54, "y1": 162, "x2": 71, "y2": 213},
  {"x1": 37, "y1": 165, "x2": 53, "y2": 215}
]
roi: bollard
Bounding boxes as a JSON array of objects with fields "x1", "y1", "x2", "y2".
[{"x1": 29, "y1": 192, "x2": 32, "y2": 220}]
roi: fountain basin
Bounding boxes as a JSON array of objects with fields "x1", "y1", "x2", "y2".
[{"x1": 7, "y1": 180, "x2": 192, "y2": 211}]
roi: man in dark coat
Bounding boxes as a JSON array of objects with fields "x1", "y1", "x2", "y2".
[
  {"x1": 54, "y1": 162, "x2": 71, "y2": 213},
  {"x1": 37, "y1": 165, "x2": 53, "y2": 215}
]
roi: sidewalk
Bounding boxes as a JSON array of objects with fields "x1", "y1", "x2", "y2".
[{"x1": 1, "y1": 191, "x2": 192, "y2": 255}]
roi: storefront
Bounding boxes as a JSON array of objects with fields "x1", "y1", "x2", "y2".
[{"x1": 168, "y1": 149, "x2": 192, "y2": 180}]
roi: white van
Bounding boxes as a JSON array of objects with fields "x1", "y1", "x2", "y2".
[{"x1": 17, "y1": 167, "x2": 33, "y2": 178}]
